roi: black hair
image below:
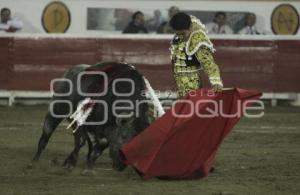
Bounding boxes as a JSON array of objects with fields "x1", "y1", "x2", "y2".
[
  {"x1": 215, "y1": 11, "x2": 226, "y2": 18},
  {"x1": 132, "y1": 11, "x2": 143, "y2": 20},
  {"x1": 244, "y1": 13, "x2": 256, "y2": 26},
  {"x1": 1, "y1": 7, "x2": 11, "y2": 15},
  {"x1": 169, "y1": 12, "x2": 191, "y2": 31},
  {"x1": 245, "y1": 12, "x2": 256, "y2": 19}
]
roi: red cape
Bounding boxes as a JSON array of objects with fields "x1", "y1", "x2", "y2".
[{"x1": 121, "y1": 88, "x2": 262, "y2": 179}]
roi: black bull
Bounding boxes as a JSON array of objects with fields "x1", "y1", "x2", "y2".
[{"x1": 32, "y1": 62, "x2": 151, "y2": 171}]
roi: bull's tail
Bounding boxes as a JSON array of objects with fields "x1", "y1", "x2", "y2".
[{"x1": 143, "y1": 77, "x2": 165, "y2": 117}]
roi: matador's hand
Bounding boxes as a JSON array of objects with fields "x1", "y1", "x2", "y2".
[{"x1": 212, "y1": 84, "x2": 223, "y2": 93}]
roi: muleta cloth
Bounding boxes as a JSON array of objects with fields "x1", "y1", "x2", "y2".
[{"x1": 121, "y1": 88, "x2": 262, "y2": 180}]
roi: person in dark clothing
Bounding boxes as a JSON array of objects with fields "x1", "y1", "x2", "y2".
[
  {"x1": 123, "y1": 11, "x2": 148, "y2": 34},
  {"x1": 156, "y1": 6, "x2": 179, "y2": 34}
]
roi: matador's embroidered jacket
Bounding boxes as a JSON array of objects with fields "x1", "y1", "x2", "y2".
[{"x1": 170, "y1": 15, "x2": 223, "y2": 97}]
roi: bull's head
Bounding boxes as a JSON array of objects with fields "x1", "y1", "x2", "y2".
[{"x1": 109, "y1": 111, "x2": 150, "y2": 171}]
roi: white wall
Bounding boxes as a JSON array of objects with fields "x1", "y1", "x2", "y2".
[{"x1": 0, "y1": 0, "x2": 299, "y2": 34}]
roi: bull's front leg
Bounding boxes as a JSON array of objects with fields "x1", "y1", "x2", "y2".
[
  {"x1": 80, "y1": 132, "x2": 109, "y2": 176},
  {"x1": 62, "y1": 129, "x2": 86, "y2": 169},
  {"x1": 86, "y1": 137, "x2": 109, "y2": 169}
]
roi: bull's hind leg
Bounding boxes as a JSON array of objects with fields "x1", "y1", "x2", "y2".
[{"x1": 32, "y1": 112, "x2": 63, "y2": 162}]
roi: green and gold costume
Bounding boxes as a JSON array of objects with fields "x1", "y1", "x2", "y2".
[{"x1": 170, "y1": 16, "x2": 223, "y2": 97}]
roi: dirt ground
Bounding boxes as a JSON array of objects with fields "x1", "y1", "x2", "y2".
[{"x1": 0, "y1": 105, "x2": 299, "y2": 195}]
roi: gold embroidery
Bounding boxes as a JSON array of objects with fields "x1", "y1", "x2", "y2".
[
  {"x1": 171, "y1": 16, "x2": 222, "y2": 97},
  {"x1": 196, "y1": 48, "x2": 222, "y2": 85}
]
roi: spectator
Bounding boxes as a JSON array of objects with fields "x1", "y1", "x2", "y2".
[
  {"x1": 146, "y1": 9, "x2": 164, "y2": 32},
  {"x1": 0, "y1": 8, "x2": 23, "y2": 32},
  {"x1": 123, "y1": 11, "x2": 148, "y2": 34},
  {"x1": 206, "y1": 12, "x2": 232, "y2": 34},
  {"x1": 238, "y1": 13, "x2": 264, "y2": 35},
  {"x1": 157, "y1": 6, "x2": 179, "y2": 34}
]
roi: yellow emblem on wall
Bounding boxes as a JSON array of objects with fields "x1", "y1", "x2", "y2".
[
  {"x1": 42, "y1": 1, "x2": 71, "y2": 33},
  {"x1": 271, "y1": 4, "x2": 299, "y2": 35}
]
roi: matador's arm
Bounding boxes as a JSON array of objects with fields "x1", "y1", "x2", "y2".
[{"x1": 195, "y1": 48, "x2": 223, "y2": 87}]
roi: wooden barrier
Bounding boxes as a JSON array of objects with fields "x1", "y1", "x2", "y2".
[{"x1": 0, "y1": 35, "x2": 299, "y2": 93}]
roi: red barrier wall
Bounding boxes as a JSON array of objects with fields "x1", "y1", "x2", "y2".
[{"x1": 0, "y1": 36, "x2": 299, "y2": 92}]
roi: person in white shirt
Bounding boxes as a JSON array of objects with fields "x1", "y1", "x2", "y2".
[
  {"x1": 146, "y1": 9, "x2": 165, "y2": 32},
  {"x1": 206, "y1": 12, "x2": 233, "y2": 34},
  {"x1": 238, "y1": 13, "x2": 263, "y2": 35},
  {"x1": 0, "y1": 8, "x2": 23, "y2": 32}
]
